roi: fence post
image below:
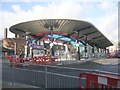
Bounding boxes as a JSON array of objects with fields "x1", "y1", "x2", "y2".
[
  {"x1": 12, "y1": 64, "x2": 14, "y2": 86},
  {"x1": 66, "y1": 53, "x2": 67, "y2": 61},
  {"x1": 45, "y1": 66, "x2": 47, "y2": 88}
]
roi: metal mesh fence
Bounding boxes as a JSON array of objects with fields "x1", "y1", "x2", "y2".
[{"x1": 2, "y1": 64, "x2": 119, "y2": 89}]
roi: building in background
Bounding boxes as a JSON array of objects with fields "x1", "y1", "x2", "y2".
[
  {"x1": 108, "y1": 41, "x2": 118, "y2": 52},
  {"x1": 107, "y1": 41, "x2": 119, "y2": 58},
  {"x1": 2, "y1": 28, "x2": 24, "y2": 58}
]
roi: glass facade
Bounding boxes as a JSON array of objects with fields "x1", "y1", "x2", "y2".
[{"x1": 33, "y1": 49, "x2": 45, "y2": 57}]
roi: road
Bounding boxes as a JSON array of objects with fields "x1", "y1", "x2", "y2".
[{"x1": 2, "y1": 58, "x2": 120, "y2": 89}]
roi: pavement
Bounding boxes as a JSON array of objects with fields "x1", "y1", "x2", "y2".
[
  {"x1": 2, "y1": 81, "x2": 29, "y2": 88},
  {"x1": 55, "y1": 58, "x2": 98, "y2": 65},
  {"x1": 93, "y1": 58, "x2": 119, "y2": 65},
  {"x1": 2, "y1": 82, "x2": 47, "y2": 90}
]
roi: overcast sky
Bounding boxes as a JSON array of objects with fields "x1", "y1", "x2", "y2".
[{"x1": 0, "y1": 0, "x2": 119, "y2": 43}]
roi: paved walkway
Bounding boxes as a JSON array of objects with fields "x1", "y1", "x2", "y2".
[
  {"x1": 54, "y1": 58, "x2": 98, "y2": 65},
  {"x1": 93, "y1": 58, "x2": 119, "y2": 65},
  {"x1": 2, "y1": 81, "x2": 47, "y2": 89},
  {"x1": 2, "y1": 81, "x2": 28, "y2": 88}
]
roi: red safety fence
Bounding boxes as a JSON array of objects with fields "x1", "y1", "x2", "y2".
[
  {"x1": 9, "y1": 55, "x2": 58, "y2": 66},
  {"x1": 79, "y1": 72, "x2": 120, "y2": 89}
]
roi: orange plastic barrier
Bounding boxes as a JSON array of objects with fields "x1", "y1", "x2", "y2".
[{"x1": 79, "y1": 72, "x2": 120, "y2": 89}]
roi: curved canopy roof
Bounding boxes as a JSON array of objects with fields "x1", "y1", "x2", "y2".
[{"x1": 9, "y1": 19, "x2": 113, "y2": 48}]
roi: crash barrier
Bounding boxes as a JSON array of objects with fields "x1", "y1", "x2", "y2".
[
  {"x1": 79, "y1": 72, "x2": 120, "y2": 89},
  {"x1": 9, "y1": 56, "x2": 58, "y2": 65}
]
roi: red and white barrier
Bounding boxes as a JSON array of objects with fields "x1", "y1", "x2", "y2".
[
  {"x1": 79, "y1": 72, "x2": 120, "y2": 89},
  {"x1": 9, "y1": 55, "x2": 58, "y2": 66}
]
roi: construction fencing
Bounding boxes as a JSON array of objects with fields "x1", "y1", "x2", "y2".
[{"x1": 3, "y1": 63, "x2": 120, "y2": 89}]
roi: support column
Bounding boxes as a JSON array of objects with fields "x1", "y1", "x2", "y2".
[
  {"x1": 24, "y1": 45, "x2": 28, "y2": 58},
  {"x1": 105, "y1": 48, "x2": 107, "y2": 55},
  {"x1": 76, "y1": 43, "x2": 80, "y2": 60},
  {"x1": 102, "y1": 48, "x2": 104, "y2": 57},
  {"x1": 64, "y1": 44, "x2": 68, "y2": 53},
  {"x1": 76, "y1": 32, "x2": 80, "y2": 60},
  {"x1": 14, "y1": 42, "x2": 17, "y2": 55},
  {"x1": 30, "y1": 47, "x2": 32, "y2": 57},
  {"x1": 97, "y1": 48, "x2": 99, "y2": 53},
  {"x1": 104, "y1": 48, "x2": 106, "y2": 57},
  {"x1": 50, "y1": 43, "x2": 54, "y2": 56},
  {"x1": 104, "y1": 48, "x2": 106, "y2": 53},
  {"x1": 100, "y1": 48, "x2": 102, "y2": 57},
  {"x1": 24, "y1": 32, "x2": 28, "y2": 58},
  {"x1": 92, "y1": 39, "x2": 95, "y2": 58},
  {"x1": 98, "y1": 48, "x2": 100, "y2": 58},
  {"x1": 99, "y1": 42, "x2": 102, "y2": 57},
  {"x1": 84, "y1": 35, "x2": 87, "y2": 58},
  {"x1": 64, "y1": 44, "x2": 68, "y2": 60},
  {"x1": 92, "y1": 46, "x2": 94, "y2": 57},
  {"x1": 105, "y1": 48, "x2": 106, "y2": 53},
  {"x1": 102, "y1": 49, "x2": 104, "y2": 53},
  {"x1": 50, "y1": 26, "x2": 54, "y2": 56}
]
